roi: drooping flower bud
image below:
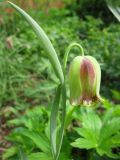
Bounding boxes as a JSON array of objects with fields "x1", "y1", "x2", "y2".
[{"x1": 69, "y1": 55, "x2": 102, "y2": 106}]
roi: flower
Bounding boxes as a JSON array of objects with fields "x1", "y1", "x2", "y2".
[{"x1": 69, "y1": 55, "x2": 102, "y2": 106}]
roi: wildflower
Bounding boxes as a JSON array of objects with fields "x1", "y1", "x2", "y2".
[{"x1": 69, "y1": 55, "x2": 102, "y2": 106}]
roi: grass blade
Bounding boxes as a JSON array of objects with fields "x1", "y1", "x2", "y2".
[{"x1": 8, "y1": 1, "x2": 64, "y2": 84}]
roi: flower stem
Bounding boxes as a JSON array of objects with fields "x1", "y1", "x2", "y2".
[{"x1": 63, "y1": 42, "x2": 84, "y2": 75}]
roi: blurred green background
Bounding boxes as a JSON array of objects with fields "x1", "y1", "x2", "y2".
[{"x1": 0, "y1": 0, "x2": 120, "y2": 110}]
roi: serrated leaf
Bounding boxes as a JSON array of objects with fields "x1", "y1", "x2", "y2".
[
  {"x1": 71, "y1": 138, "x2": 97, "y2": 149},
  {"x1": 28, "y1": 152, "x2": 53, "y2": 160},
  {"x1": 99, "y1": 118, "x2": 120, "y2": 144},
  {"x1": 71, "y1": 111, "x2": 102, "y2": 150},
  {"x1": 97, "y1": 117, "x2": 120, "y2": 158},
  {"x1": 28, "y1": 152, "x2": 68, "y2": 160},
  {"x1": 79, "y1": 111, "x2": 101, "y2": 142},
  {"x1": 20, "y1": 129, "x2": 50, "y2": 153}
]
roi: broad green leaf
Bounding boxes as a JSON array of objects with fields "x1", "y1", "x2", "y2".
[
  {"x1": 71, "y1": 138, "x2": 97, "y2": 149},
  {"x1": 99, "y1": 118, "x2": 120, "y2": 144},
  {"x1": 28, "y1": 152, "x2": 68, "y2": 160},
  {"x1": 97, "y1": 117, "x2": 120, "y2": 158},
  {"x1": 75, "y1": 128, "x2": 97, "y2": 144},
  {"x1": 71, "y1": 111, "x2": 102, "y2": 150},
  {"x1": 20, "y1": 129, "x2": 50, "y2": 153},
  {"x1": 103, "y1": 105, "x2": 120, "y2": 123},
  {"x1": 8, "y1": 1, "x2": 64, "y2": 84},
  {"x1": 28, "y1": 152, "x2": 53, "y2": 160},
  {"x1": 81, "y1": 111, "x2": 102, "y2": 142},
  {"x1": 3, "y1": 147, "x2": 18, "y2": 160}
]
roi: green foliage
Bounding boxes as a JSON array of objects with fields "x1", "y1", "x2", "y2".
[
  {"x1": 71, "y1": 106, "x2": 120, "y2": 159},
  {"x1": 3, "y1": 103, "x2": 120, "y2": 160},
  {"x1": 65, "y1": 0, "x2": 114, "y2": 22},
  {"x1": 3, "y1": 106, "x2": 70, "y2": 160},
  {"x1": 0, "y1": 6, "x2": 120, "y2": 108}
]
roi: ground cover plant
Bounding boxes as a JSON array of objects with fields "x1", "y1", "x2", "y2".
[
  {"x1": 2, "y1": 102, "x2": 120, "y2": 160},
  {"x1": 0, "y1": 1, "x2": 120, "y2": 160}
]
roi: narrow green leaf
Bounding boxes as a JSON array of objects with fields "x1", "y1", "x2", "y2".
[
  {"x1": 19, "y1": 147, "x2": 28, "y2": 160},
  {"x1": 8, "y1": 1, "x2": 64, "y2": 84},
  {"x1": 56, "y1": 85, "x2": 66, "y2": 160},
  {"x1": 108, "y1": 5, "x2": 120, "y2": 22},
  {"x1": 50, "y1": 85, "x2": 61, "y2": 158}
]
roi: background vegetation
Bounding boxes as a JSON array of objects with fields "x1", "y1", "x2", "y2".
[{"x1": 0, "y1": 0, "x2": 120, "y2": 160}]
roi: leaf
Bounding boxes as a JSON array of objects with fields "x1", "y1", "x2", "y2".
[
  {"x1": 3, "y1": 147, "x2": 18, "y2": 160},
  {"x1": 71, "y1": 138, "x2": 97, "y2": 149},
  {"x1": 50, "y1": 84, "x2": 61, "y2": 157},
  {"x1": 97, "y1": 117, "x2": 120, "y2": 158},
  {"x1": 59, "y1": 152, "x2": 69, "y2": 160},
  {"x1": 20, "y1": 129, "x2": 50, "y2": 153},
  {"x1": 28, "y1": 152, "x2": 53, "y2": 160},
  {"x1": 28, "y1": 152, "x2": 68, "y2": 160},
  {"x1": 112, "y1": 90, "x2": 120, "y2": 100},
  {"x1": 80, "y1": 111, "x2": 102, "y2": 142},
  {"x1": 102, "y1": 105, "x2": 120, "y2": 123},
  {"x1": 111, "y1": 133, "x2": 120, "y2": 148},
  {"x1": 71, "y1": 111, "x2": 102, "y2": 150},
  {"x1": 19, "y1": 147, "x2": 28, "y2": 160},
  {"x1": 107, "y1": 0, "x2": 120, "y2": 23},
  {"x1": 55, "y1": 85, "x2": 66, "y2": 160},
  {"x1": 108, "y1": 5, "x2": 120, "y2": 22},
  {"x1": 99, "y1": 117, "x2": 120, "y2": 144},
  {"x1": 8, "y1": 1, "x2": 64, "y2": 84}
]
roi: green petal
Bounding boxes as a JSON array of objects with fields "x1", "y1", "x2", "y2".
[{"x1": 69, "y1": 56, "x2": 83, "y2": 105}]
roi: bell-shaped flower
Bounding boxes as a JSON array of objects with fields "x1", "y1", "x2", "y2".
[{"x1": 69, "y1": 55, "x2": 102, "y2": 106}]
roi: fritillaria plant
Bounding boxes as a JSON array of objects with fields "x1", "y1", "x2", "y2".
[{"x1": 7, "y1": 2, "x2": 102, "y2": 160}]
